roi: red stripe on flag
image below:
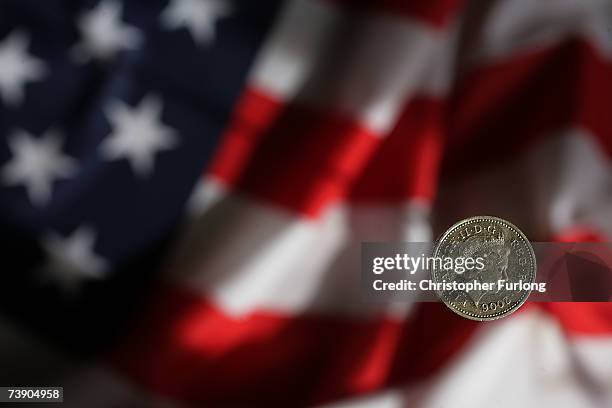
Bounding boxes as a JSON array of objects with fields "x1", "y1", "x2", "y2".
[
  {"x1": 539, "y1": 303, "x2": 612, "y2": 337},
  {"x1": 444, "y1": 39, "x2": 612, "y2": 177},
  {"x1": 208, "y1": 88, "x2": 283, "y2": 186},
  {"x1": 210, "y1": 88, "x2": 445, "y2": 213},
  {"x1": 377, "y1": 0, "x2": 465, "y2": 28},
  {"x1": 538, "y1": 230, "x2": 612, "y2": 337},
  {"x1": 324, "y1": 0, "x2": 465, "y2": 28},
  {"x1": 348, "y1": 97, "x2": 445, "y2": 203},
  {"x1": 209, "y1": 88, "x2": 381, "y2": 217}
]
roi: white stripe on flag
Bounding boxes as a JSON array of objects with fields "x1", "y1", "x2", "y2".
[{"x1": 318, "y1": 310, "x2": 612, "y2": 408}]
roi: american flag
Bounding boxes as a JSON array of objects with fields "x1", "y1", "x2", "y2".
[{"x1": 0, "y1": 0, "x2": 611, "y2": 406}]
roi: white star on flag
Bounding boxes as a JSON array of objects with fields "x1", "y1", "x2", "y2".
[
  {"x1": 160, "y1": 0, "x2": 233, "y2": 46},
  {"x1": 0, "y1": 29, "x2": 47, "y2": 107},
  {"x1": 1, "y1": 129, "x2": 77, "y2": 206},
  {"x1": 100, "y1": 94, "x2": 179, "y2": 176},
  {"x1": 72, "y1": 0, "x2": 142, "y2": 62},
  {"x1": 40, "y1": 226, "x2": 109, "y2": 295}
]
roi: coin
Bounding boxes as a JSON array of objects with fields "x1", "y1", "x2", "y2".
[{"x1": 431, "y1": 216, "x2": 536, "y2": 321}]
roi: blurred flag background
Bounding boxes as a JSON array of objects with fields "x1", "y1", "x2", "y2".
[{"x1": 0, "y1": 0, "x2": 611, "y2": 406}]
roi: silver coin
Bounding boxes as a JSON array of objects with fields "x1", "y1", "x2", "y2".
[{"x1": 431, "y1": 216, "x2": 536, "y2": 321}]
